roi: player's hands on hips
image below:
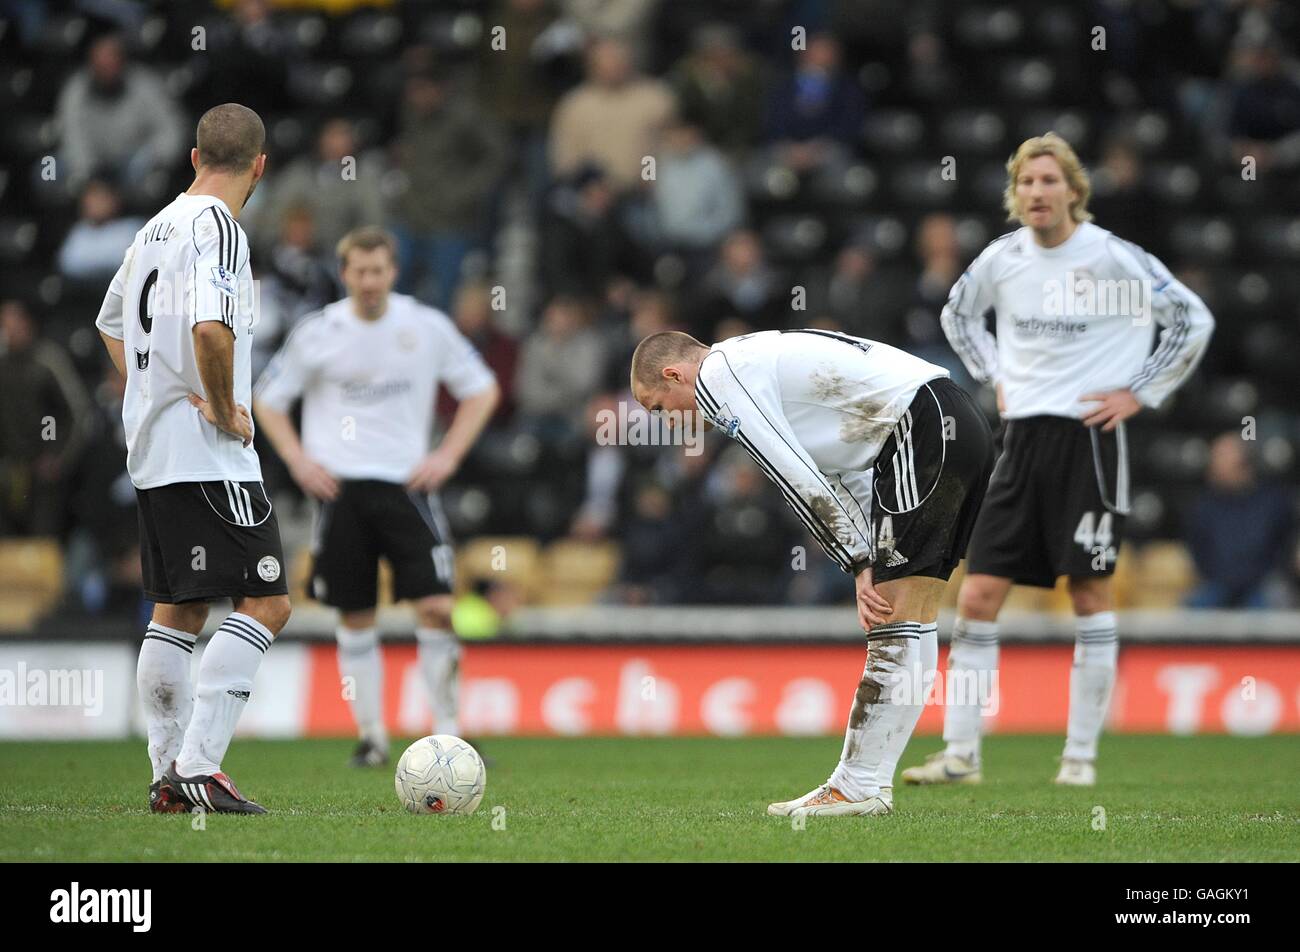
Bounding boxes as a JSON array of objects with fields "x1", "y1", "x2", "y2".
[
  {"x1": 855, "y1": 565, "x2": 893, "y2": 631},
  {"x1": 406, "y1": 447, "x2": 458, "y2": 493},
  {"x1": 290, "y1": 456, "x2": 340, "y2": 501},
  {"x1": 187, "y1": 392, "x2": 253, "y2": 446},
  {"x1": 1080, "y1": 388, "x2": 1141, "y2": 432}
]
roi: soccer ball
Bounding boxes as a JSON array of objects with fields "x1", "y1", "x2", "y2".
[{"x1": 394, "y1": 734, "x2": 486, "y2": 815}]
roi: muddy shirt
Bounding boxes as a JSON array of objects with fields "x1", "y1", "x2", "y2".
[{"x1": 694, "y1": 329, "x2": 948, "y2": 572}]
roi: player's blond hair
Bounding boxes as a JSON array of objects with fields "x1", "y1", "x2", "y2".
[
  {"x1": 336, "y1": 226, "x2": 399, "y2": 268},
  {"x1": 1003, "y1": 132, "x2": 1093, "y2": 224},
  {"x1": 630, "y1": 331, "x2": 708, "y2": 393}
]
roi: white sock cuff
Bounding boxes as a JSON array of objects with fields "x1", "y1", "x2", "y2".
[
  {"x1": 953, "y1": 617, "x2": 999, "y2": 645},
  {"x1": 1076, "y1": 638, "x2": 1119, "y2": 667},
  {"x1": 218, "y1": 612, "x2": 274, "y2": 654},
  {"x1": 145, "y1": 622, "x2": 198, "y2": 651},
  {"x1": 1076, "y1": 611, "x2": 1118, "y2": 639},
  {"x1": 416, "y1": 627, "x2": 456, "y2": 645},
  {"x1": 865, "y1": 620, "x2": 928, "y2": 642},
  {"x1": 336, "y1": 626, "x2": 379, "y2": 652}
]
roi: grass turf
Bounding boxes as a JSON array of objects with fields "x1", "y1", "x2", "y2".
[{"x1": 1, "y1": 735, "x2": 1296, "y2": 862}]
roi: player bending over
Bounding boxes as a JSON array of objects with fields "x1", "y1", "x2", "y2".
[
  {"x1": 902, "y1": 133, "x2": 1215, "y2": 788},
  {"x1": 631, "y1": 329, "x2": 994, "y2": 816},
  {"x1": 97, "y1": 104, "x2": 288, "y2": 814},
  {"x1": 254, "y1": 227, "x2": 499, "y2": 767}
]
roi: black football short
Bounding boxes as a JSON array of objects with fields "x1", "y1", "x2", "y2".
[
  {"x1": 136, "y1": 479, "x2": 288, "y2": 603},
  {"x1": 310, "y1": 479, "x2": 454, "y2": 612},
  {"x1": 966, "y1": 415, "x2": 1130, "y2": 587},
  {"x1": 871, "y1": 376, "x2": 996, "y2": 583}
]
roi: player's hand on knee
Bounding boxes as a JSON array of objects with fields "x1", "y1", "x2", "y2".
[
  {"x1": 289, "y1": 456, "x2": 340, "y2": 501},
  {"x1": 188, "y1": 392, "x2": 253, "y2": 446},
  {"x1": 1079, "y1": 388, "x2": 1140, "y2": 432},
  {"x1": 854, "y1": 566, "x2": 893, "y2": 631}
]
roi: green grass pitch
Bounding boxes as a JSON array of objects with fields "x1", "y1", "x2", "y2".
[{"x1": 1, "y1": 735, "x2": 1296, "y2": 862}]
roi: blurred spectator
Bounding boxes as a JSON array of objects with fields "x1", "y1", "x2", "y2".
[
  {"x1": 806, "y1": 238, "x2": 904, "y2": 341},
  {"x1": 65, "y1": 359, "x2": 139, "y2": 614},
  {"x1": 549, "y1": 36, "x2": 676, "y2": 192},
  {"x1": 438, "y1": 283, "x2": 520, "y2": 426},
  {"x1": 515, "y1": 296, "x2": 607, "y2": 443},
  {"x1": 570, "y1": 391, "x2": 629, "y2": 542},
  {"x1": 900, "y1": 28, "x2": 960, "y2": 106},
  {"x1": 608, "y1": 481, "x2": 686, "y2": 604},
  {"x1": 1185, "y1": 433, "x2": 1296, "y2": 609},
  {"x1": 562, "y1": 0, "x2": 659, "y2": 70},
  {"x1": 693, "y1": 229, "x2": 783, "y2": 333},
  {"x1": 55, "y1": 32, "x2": 184, "y2": 197},
  {"x1": 540, "y1": 164, "x2": 637, "y2": 301},
  {"x1": 263, "y1": 205, "x2": 339, "y2": 324},
  {"x1": 57, "y1": 179, "x2": 145, "y2": 282},
  {"x1": 903, "y1": 213, "x2": 964, "y2": 357},
  {"x1": 669, "y1": 24, "x2": 765, "y2": 154},
  {"x1": 602, "y1": 288, "x2": 678, "y2": 391},
  {"x1": 693, "y1": 449, "x2": 798, "y2": 604},
  {"x1": 1223, "y1": 34, "x2": 1300, "y2": 171},
  {"x1": 762, "y1": 33, "x2": 866, "y2": 176},
  {"x1": 1088, "y1": 137, "x2": 1153, "y2": 249},
  {"x1": 257, "y1": 119, "x2": 387, "y2": 260},
  {"x1": 194, "y1": 0, "x2": 291, "y2": 118},
  {"x1": 644, "y1": 119, "x2": 744, "y2": 256},
  {"x1": 479, "y1": 0, "x2": 573, "y2": 221},
  {"x1": 391, "y1": 68, "x2": 509, "y2": 310},
  {"x1": 0, "y1": 301, "x2": 92, "y2": 537}
]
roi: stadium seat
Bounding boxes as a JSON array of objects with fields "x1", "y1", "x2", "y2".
[
  {"x1": 458, "y1": 536, "x2": 542, "y2": 600},
  {"x1": 539, "y1": 540, "x2": 620, "y2": 604},
  {"x1": 862, "y1": 110, "x2": 926, "y2": 155},
  {"x1": 1016, "y1": 110, "x2": 1089, "y2": 150},
  {"x1": 940, "y1": 110, "x2": 1008, "y2": 155},
  {"x1": 0, "y1": 538, "x2": 63, "y2": 630},
  {"x1": 1133, "y1": 541, "x2": 1197, "y2": 608}
]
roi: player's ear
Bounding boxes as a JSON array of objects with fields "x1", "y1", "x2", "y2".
[
  {"x1": 191, "y1": 147, "x2": 201, "y2": 172},
  {"x1": 253, "y1": 154, "x2": 267, "y2": 181}
]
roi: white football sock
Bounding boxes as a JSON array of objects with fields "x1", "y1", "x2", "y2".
[
  {"x1": 1064, "y1": 611, "x2": 1119, "y2": 762},
  {"x1": 830, "y1": 621, "x2": 937, "y2": 802},
  {"x1": 138, "y1": 622, "x2": 197, "y2": 783},
  {"x1": 416, "y1": 627, "x2": 461, "y2": 736},
  {"x1": 175, "y1": 613, "x2": 272, "y2": 777},
  {"x1": 336, "y1": 625, "x2": 385, "y2": 747},
  {"x1": 942, "y1": 618, "x2": 999, "y2": 763}
]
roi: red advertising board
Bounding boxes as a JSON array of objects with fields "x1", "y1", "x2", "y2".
[{"x1": 302, "y1": 643, "x2": 1300, "y2": 737}]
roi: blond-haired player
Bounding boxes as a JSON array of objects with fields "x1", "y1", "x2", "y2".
[{"x1": 904, "y1": 133, "x2": 1215, "y2": 787}]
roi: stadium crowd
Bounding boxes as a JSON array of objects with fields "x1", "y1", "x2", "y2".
[{"x1": 1, "y1": 0, "x2": 1298, "y2": 621}]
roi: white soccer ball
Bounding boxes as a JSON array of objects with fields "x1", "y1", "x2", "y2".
[{"x1": 394, "y1": 734, "x2": 486, "y2": 815}]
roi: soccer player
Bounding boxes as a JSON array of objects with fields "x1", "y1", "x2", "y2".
[
  {"x1": 253, "y1": 227, "x2": 499, "y2": 767},
  {"x1": 96, "y1": 103, "x2": 289, "y2": 814},
  {"x1": 631, "y1": 329, "x2": 994, "y2": 816},
  {"x1": 903, "y1": 133, "x2": 1215, "y2": 787}
]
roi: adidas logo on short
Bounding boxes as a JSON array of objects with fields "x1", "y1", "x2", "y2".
[{"x1": 884, "y1": 549, "x2": 910, "y2": 567}]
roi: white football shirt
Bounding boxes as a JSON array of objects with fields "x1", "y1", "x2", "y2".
[
  {"x1": 694, "y1": 329, "x2": 949, "y2": 573},
  {"x1": 95, "y1": 192, "x2": 264, "y2": 489},
  {"x1": 254, "y1": 294, "x2": 496, "y2": 482},
  {"x1": 940, "y1": 221, "x2": 1215, "y2": 419}
]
